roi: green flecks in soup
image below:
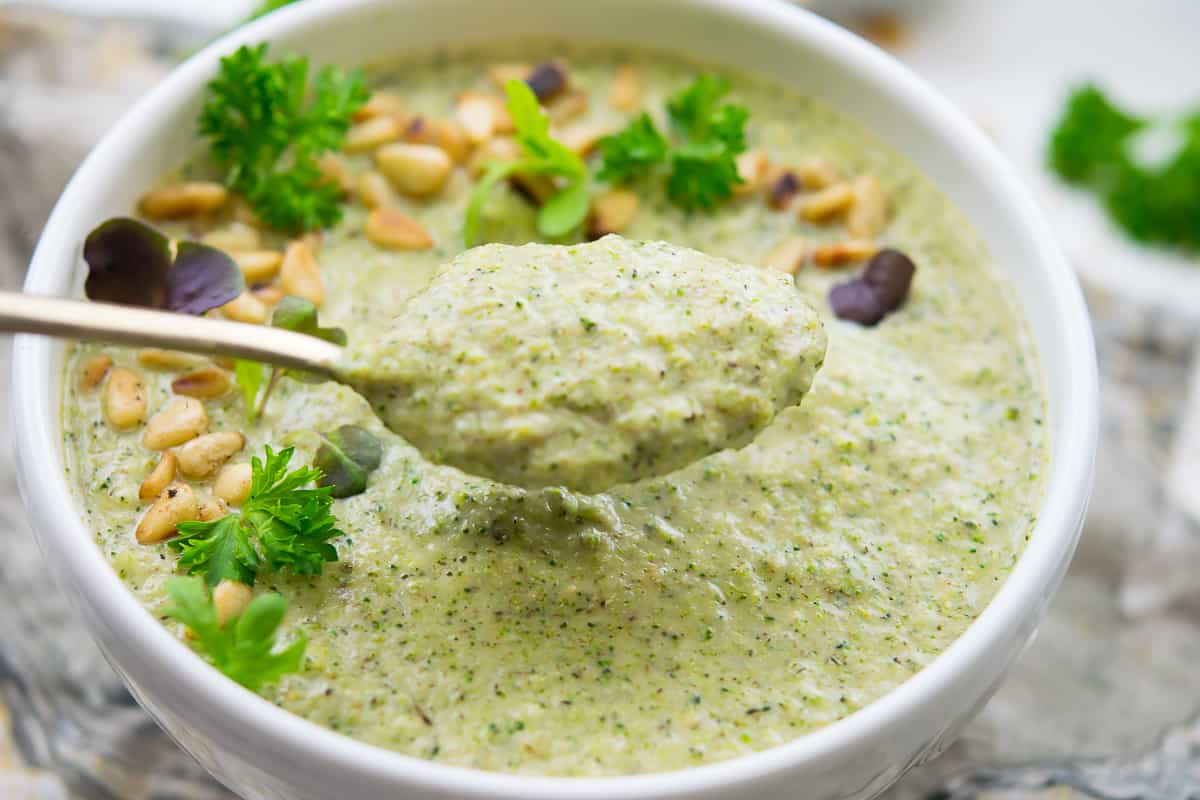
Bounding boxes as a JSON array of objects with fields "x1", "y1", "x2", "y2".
[{"x1": 61, "y1": 42, "x2": 1046, "y2": 777}]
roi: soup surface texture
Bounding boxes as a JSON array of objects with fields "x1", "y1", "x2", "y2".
[
  {"x1": 349, "y1": 236, "x2": 827, "y2": 492},
  {"x1": 62, "y1": 43, "x2": 1045, "y2": 776}
]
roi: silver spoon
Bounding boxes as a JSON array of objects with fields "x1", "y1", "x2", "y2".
[{"x1": 0, "y1": 290, "x2": 343, "y2": 376}]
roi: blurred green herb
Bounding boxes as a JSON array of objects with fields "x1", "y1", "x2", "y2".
[
  {"x1": 247, "y1": 0, "x2": 302, "y2": 21},
  {"x1": 1049, "y1": 84, "x2": 1200, "y2": 252},
  {"x1": 164, "y1": 576, "x2": 306, "y2": 691}
]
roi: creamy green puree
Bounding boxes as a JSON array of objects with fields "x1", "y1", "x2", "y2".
[
  {"x1": 351, "y1": 237, "x2": 826, "y2": 492},
  {"x1": 62, "y1": 43, "x2": 1046, "y2": 776}
]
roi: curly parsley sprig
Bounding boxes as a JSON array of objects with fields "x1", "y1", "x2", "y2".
[
  {"x1": 164, "y1": 576, "x2": 306, "y2": 691},
  {"x1": 171, "y1": 446, "x2": 341, "y2": 587},
  {"x1": 199, "y1": 43, "x2": 368, "y2": 233},
  {"x1": 598, "y1": 74, "x2": 749, "y2": 211},
  {"x1": 464, "y1": 79, "x2": 591, "y2": 245}
]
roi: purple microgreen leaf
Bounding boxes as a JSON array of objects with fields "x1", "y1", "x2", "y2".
[
  {"x1": 83, "y1": 218, "x2": 172, "y2": 308},
  {"x1": 168, "y1": 241, "x2": 244, "y2": 314},
  {"x1": 83, "y1": 218, "x2": 243, "y2": 316}
]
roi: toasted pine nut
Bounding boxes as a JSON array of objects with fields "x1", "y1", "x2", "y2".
[
  {"x1": 137, "y1": 181, "x2": 228, "y2": 220},
  {"x1": 587, "y1": 189, "x2": 640, "y2": 239},
  {"x1": 435, "y1": 120, "x2": 471, "y2": 164},
  {"x1": 178, "y1": 431, "x2": 246, "y2": 479},
  {"x1": 795, "y1": 157, "x2": 840, "y2": 191},
  {"x1": 546, "y1": 89, "x2": 588, "y2": 124},
  {"x1": 763, "y1": 236, "x2": 808, "y2": 275},
  {"x1": 142, "y1": 397, "x2": 208, "y2": 450},
  {"x1": 846, "y1": 175, "x2": 889, "y2": 238},
  {"x1": 172, "y1": 366, "x2": 232, "y2": 399},
  {"x1": 343, "y1": 115, "x2": 405, "y2": 154},
  {"x1": 280, "y1": 240, "x2": 324, "y2": 306},
  {"x1": 559, "y1": 121, "x2": 614, "y2": 158},
  {"x1": 355, "y1": 170, "x2": 396, "y2": 210},
  {"x1": 139, "y1": 451, "x2": 178, "y2": 502},
  {"x1": 456, "y1": 92, "x2": 499, "y2": 144},
  {"x1": 213, "y1": 462, "x2": 253, "y2": 506},
  {"x1": 299, "y1": 231, "x2": 323, "y2": 253},
  {"x1": 733, "y1": 150, "x2": 770, "y2": 197},
  {"x1": 221, "y1": 291, "x2": 268, "y2": 324},
  {"x1": 375, "y1": 143, "x2": 453, "y2": 197},
  {"x1": 232, "y1": 250, "x2": 284, "y2": 283},
  {"x1": 353, "y1": 90, "x2": 407, "y2": 122},
  {"x1": 79, "y1": 354, "x2": 113, "y2": 391},
  {"x1": 135, "y1": 482, "x2": 197, "y2": 544},
  {"x1": 317, "y1": 152, "x2": 354, "y2": 195},
  {"x1": 137, "y1": 348, "x2": 207, "y2": 370},
  {"x1": 799, "y1": 182, "x2": 855, "y2": 222},
  {"x1": 400, "y1": 115, "x2": 436, "y2": 145},
  {"x1": 201, "y1": 223, "x2": 261, "y2": 252},
  {"x1": 466, "y1": 137, "x2": 521, "y2": 178},
  {"x1": 812, "y1": 240, "x2": 879, "y2": 268},
  {"x1": 252, "y1": 284, "x2": 285, "y2": 306},
  {"x1": 489, "y1": 63, "x2": 531, "y2": 89},
  {"x1": 103, "y1": 367, "x2": 147, "y2": 429},
  {"x1": 196, "y1": 495, "x2": 230, "y2": 522},
  {"x1": 365, "y1": 208, "x2": 435, "y2": 251},
  {"x1": 609, "y1": 65, "x2": 643, "y2": 112},
  {"x1": 214, "y1": 580, "x2": 254, "y2": 626}
]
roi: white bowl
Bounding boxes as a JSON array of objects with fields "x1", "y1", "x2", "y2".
[{"x1": 11, "y1": 1, "x2": 1098, "y2": 798}]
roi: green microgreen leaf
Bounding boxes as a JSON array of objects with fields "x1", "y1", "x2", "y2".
[
  {"x1": 314, "y1": 425, "x2": 383, "y2": 498},
  {"x1": 234, "y1": 359, "x2": 268, "y2": 419},
  {"x1": 463, "y1": 80, "x2": 590, "y2": 245},
  {"x1": 164, "y1": 576, "x2": 306, "y2": 691}
]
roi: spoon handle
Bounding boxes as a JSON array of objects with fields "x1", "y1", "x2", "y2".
[{"x1": 0, "y1": 291, "x2": 343, "y2": 375}]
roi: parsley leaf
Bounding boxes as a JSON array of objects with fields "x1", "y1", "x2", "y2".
[
  {"x1": 464, "y1": 79, "x2": 590, "y2": 245},
  {"x1": 1048, "y1": 84, "x2": 1200, "y2": 252},
  {"x1": 596, "y1": 113, "x2": 668, "y2": 183},
  {"x1": 164, "y1": 576, "x2": 306, "y2": 691},
  {"x1": 172, "y1": 446, "x2": 341, "y2": 586},
  {"x1": 598, "y1": 74, "x2": 748, "y2": 211},
  {"x1": 199, "y1": 43, "x2": 368, "y2": 233},
  {"x1": 666, "y1": 74, "x2": 735, "y2": 140}
]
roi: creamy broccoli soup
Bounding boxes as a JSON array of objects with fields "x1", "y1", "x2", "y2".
[
  {"x1": 349, "y1": 237, "x2": 826, "y2": 492},
  {"x1": 61, "y1": 42, "x2": 1045, "y2": 776}
]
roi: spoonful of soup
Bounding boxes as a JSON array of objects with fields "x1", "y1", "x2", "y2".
[{"x1": 2, "y1": 235, "x2": 825, "y2": 492}]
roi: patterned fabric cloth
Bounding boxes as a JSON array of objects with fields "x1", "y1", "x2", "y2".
[{"x1": 0, "y1": 7, "x2": 1196, "y2": 799}]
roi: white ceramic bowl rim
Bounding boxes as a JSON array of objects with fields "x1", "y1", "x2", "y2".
[{"x1": 12, "y1": 1, "x2": 1097, "y2": 797}]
